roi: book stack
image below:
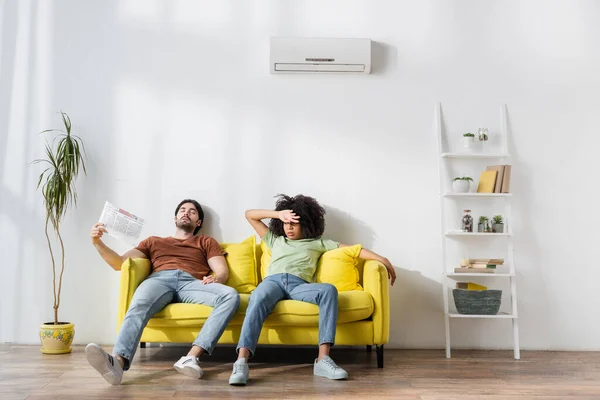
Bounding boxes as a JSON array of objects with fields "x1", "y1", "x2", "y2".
[
  {"x1": 456, "y1": 282, "x2": 488, "y2": 290},
  {"x1": 476, "y1": 165, "x2": 512, "y2": 193},
  {"x1": 454, "y1": 258, "x2": 504, "y2": 273}
]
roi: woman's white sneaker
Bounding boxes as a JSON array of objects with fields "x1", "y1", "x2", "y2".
[
  {"x1": 85, "y1": 343, "x2": 123, "y2": 385},
  {"x1": 173, "y1": 356, "x2": 203, "y2": 379},
  {"x1": 229, "y1": 358, "x2": 249, "y2": 385},
  {"x1": 313, "y1": 356, "x2": 348, "y2": 380}
]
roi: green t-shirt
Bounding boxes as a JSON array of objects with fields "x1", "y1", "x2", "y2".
[{"x1": 263, "y1": 230, "x2": 340, "y2": 282}]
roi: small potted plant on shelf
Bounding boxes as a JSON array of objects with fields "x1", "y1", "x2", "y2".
[
  {"x1": 485, "y1": 221, "x2": 493, "y2": 233},
  {"x1": 478, "y1": 216, "x2": 489, "y2": 232},
  {"x1": 492, "y1": 215, "x2": 504, "y2": 233},
  {"x1": 463, "y1": 132, "x2": 475, "y2": 150},
  {"x1": 452, "y1": 176, "x2": 473, "y2": 193}
]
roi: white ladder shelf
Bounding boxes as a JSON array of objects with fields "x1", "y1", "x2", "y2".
[{"x1": 435, "y1": 103, "x2": 520, "y2": 360}]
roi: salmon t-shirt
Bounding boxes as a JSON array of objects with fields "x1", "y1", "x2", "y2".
[{"x1": 135, "y1": 235, "x2": 226, "y2": 280}]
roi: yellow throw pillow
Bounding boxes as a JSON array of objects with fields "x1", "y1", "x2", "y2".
[
  {"x1": 221, "y1": 236, "x2": 257, "y2": 293},
  {"x1": 315, "y1": 244, "x2": 363, "y2": 291},
  {"x1": 260, "y1": 240, "x2": 272, "y2": 281}
]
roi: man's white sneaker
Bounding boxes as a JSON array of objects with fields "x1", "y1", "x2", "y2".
[
  {"x1": 229, "y1": 358, "x2": 249, "y2": 385},
  {"x1": 85, "y1": 343, "x2": 123, "y2": 385},
  {"x1": 173, "y1": 356, "x2": 203, "y2": 379},
  {"x1": 313, "y1": 356, "x2": 348, "y2": 380}
]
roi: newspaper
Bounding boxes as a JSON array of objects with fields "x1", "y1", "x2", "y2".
[{"x1": 98, "y1": 201, "x2": 145, "y2": 245}]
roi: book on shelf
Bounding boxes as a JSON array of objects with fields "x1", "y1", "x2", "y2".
[
  {"x1": 470, "y1": 263, "x2": 497, "y2": 269},
  {"x1": 476, "y1": 170, "x2": 497, "y2": 193},
  {"x1": 456, "y1": 282, "x2": 488, "y2": 290},
  {"x1": 454, "y1": 267, "x2": 495, "y2": 273},
  {"x1": 486, "y1": 165, "x2": 505, "y2": 193},
  {"x1": 501, "y1": 164, "x2": 512, "y2": 193},
  {"x1": 470, "y1": 258, "x2": 504, "y2": 264},
  {"x1": 483, "y1": 164, "x2": 511, "y2": 193}
]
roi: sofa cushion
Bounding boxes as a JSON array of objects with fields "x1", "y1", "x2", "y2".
[
  {"x1": 147, "y1": 291, "x2": 374, "y2": 328},
  {"x1": 315, "y1": 244, "x2": 363, "y2": 292},
  {"x1": 262, "y1": 290, "x2": 373, "y2": 326},
  {"x1": 260, "y1": 240, "x2": 271, "y2": 280},
  {"x1": 221, "y1": 236, "x2": 257, "y2": 293}
]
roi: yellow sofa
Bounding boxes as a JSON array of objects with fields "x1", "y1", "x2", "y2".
[{"x1": 117, "y1": 243, "x2": 390, "y2": 367}]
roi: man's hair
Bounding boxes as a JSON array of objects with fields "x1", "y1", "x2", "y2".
[
  {"x1": 268, "y1": 194, "x2": 325, "y2": 239},
  {"x1": 175, "y1": 199, "x2": 204, "y2": 235}
]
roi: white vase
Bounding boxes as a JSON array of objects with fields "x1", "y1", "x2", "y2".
[
  {"x1": 463, "y1": 136, "x2": 475, "y2": 151},
  {"x1": 452, "y1": 180, "x2": 470, "y2": 193}
]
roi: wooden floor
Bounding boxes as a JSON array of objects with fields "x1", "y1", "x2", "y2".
[{"x1": 2, "y1": 344, "x2": 600, "y2": 399}]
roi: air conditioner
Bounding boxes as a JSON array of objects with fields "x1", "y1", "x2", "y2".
[{"x1": 270, "y1": 37, "x2": 371, "y2": 74}]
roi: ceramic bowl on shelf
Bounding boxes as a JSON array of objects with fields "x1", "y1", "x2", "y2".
[{"x1": 452, "y1": 179, "x2": 470, "y2": 193}]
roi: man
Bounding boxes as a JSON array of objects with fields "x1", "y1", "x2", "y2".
[{"x1": 85, "y1": 199, "x2": 240, "y2": 385}]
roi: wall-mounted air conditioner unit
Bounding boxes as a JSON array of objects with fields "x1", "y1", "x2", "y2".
[{"x1": 270, "y1": 37, "x2": 371, "y2": 74}]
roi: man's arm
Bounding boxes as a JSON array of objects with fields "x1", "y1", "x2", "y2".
[
  {"x1": 245, "y1": 209, "x2": 299, "y2": 237},
  {"x1": 91, "y1": 222, "x2": 147, "y2": 271},
  {"x1": 203, "y1": 256, "x2": 229, "y2": 284},
  {"x1": 339, "y1": 243, "x2": 396, "y2": 286}
]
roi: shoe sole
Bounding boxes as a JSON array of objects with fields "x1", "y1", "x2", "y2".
[
  {"x1": 314, "y1": 371, "x2": 348, "y2": 380},
  {"x1": 85, "y1": 344, "x2": 122, "y2": 385},
  {"x1": 173, "y1": 364, "x2": 203, "y2": 379},
  {"x1": 229, "y1": 370, "x2": 249, "y2": 386}
]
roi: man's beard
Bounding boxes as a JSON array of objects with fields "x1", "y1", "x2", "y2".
[{"x1": 176, "y1": 219, "x2": 195, "y2": 233}]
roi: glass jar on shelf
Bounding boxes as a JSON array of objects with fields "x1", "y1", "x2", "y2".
[
  {"x1": 477, "y1": 128, "x2": 489, "y2": 152},
  {"x1": 461, "y1": 209, "x2": 473, "y2": 232}
]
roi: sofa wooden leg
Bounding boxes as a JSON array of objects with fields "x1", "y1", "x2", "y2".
[
  {"x1": 366, "y1": 345, "x2": 372, "y2": 352},
  {"x1": 376, "y1": 345, "x2": 384, "y2": 368},
  {"x1": 140, "y1": 342, "x2": 146, "y2": 348}
]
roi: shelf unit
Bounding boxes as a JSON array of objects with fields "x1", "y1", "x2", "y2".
[
  {"x1": 445, "y1": 231, "x2": 513, "y2": 237},
  {"x1": 444, "y1": 193, "x2": 512, "y2": 198},
  {"x1": 449, "y1": 313, "x2": 515, "y2": 319},
  {"x1": 441, "y1": 153, "x2": 511, "y2": 159},
  {"x1": 444, "y1": 273, "x2": 515, "y2": 277},
  {"x1": 435, "y1": 103, "x2": 520, "y2": 360}
]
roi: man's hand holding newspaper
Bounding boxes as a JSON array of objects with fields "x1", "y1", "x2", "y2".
[{"x1": 97, "y1": 201, "x2": 145, "y2": 246}]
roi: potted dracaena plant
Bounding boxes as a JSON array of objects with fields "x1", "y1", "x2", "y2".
[
  {"x1": 492, "y1": 215, "x2": 504, "y2": 233},
  {"x1": 34, "y1": 111, "x2": 86, "y2": 354}
]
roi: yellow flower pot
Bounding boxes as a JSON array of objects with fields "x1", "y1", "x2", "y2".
[{"x1": 40, "y1": 322, "x2": 75, "y2": 354}]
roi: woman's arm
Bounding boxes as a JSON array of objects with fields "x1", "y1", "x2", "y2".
[
  {"x1": 245, "y1": 209, "x2": 299, "y2": 237},
  {"x1": 340, "y1": 244, "x2": 396, "y2": 286}
]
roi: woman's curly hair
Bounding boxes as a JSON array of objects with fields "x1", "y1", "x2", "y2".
[{"x1": 269, "y1": 194, "x2": 326, "y2": 239}]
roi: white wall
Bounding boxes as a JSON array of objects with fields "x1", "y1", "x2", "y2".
[{"x1": 1, "y1": 0, "x2": 599, "y2": 350}]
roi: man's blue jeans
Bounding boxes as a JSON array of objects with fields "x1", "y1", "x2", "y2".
[
  {"x1": 237, "y1": 273, "x2": 338, "y2": 356},
  {"x1": 113, "y1": 269, "x2": 240, "y2": 369}
]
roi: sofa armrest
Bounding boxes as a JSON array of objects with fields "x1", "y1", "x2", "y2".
[
  {"x1": 117, "y1": 258, "x2": 151, "y2": 330},
  {"x1": 363, "y1": 260, "x2": 390, "y2": 344}
]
